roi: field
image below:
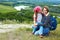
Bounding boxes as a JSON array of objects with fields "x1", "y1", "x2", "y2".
[
  {"x1": 0, "y1": 24, "x2": 60, "y2": 40},
  {"x1": 0, "y1": 1, "x2": 60, "y2": 40},
  {"x1": 0, "y1": 4, "x2": 17, "y2": 13}
]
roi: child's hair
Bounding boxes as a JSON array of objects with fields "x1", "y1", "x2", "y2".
[{"x1": 33, "y1": 6, "x2": 42, "y2": 13}]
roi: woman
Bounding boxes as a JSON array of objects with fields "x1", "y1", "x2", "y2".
[{"x1": 42, "y1": 6, "x2": 50, "y2": 36}]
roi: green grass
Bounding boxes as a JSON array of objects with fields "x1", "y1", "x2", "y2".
[
  {"x1": 2, "y1": 20, "x2": 20, "y2": 24},
  {"x1": 0, "y1": 4, "x2": 60, "y2": 40},
  {"x1": 0, "y1": 24, "x2": 60, "y2": 40},
  {"x1": 0, "y1": 20, "x2": 33, "y2": 24},
  {"x1": 0, "y1": 4, "x2": 17, "y2": 13}
]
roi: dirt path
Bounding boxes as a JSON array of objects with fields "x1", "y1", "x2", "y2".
[{"x1": 0, "y1": 24, "x2": 32, "y2": 33}]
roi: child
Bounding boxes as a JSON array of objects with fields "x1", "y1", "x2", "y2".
[
  {"x1": 33, "y1": 6, "x2": 42, "y2": 26},
  {"x1": 32, "y1": 6, "x2": 43, "y2": 37}
]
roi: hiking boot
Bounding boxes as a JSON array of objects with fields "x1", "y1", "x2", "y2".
[{"x1": 39, "y1": 34, "x2": 43, "y2": 38}]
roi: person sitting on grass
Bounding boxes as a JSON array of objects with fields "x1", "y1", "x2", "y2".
[
  {"x1": 32, "y1": 6, "x2": 51, "y2": 38},
  {"x1": 32, "y1": 6, "x2": 44, "y2": 37}
]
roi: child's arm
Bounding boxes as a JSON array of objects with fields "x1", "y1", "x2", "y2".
[
  {"x1": 33, "y1": 13, "x2": 36, "y2": 24},
  {"x1": 33, "y1": 13, "x2": 37, "y2": 26}
]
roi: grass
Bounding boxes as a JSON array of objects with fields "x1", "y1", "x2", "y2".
[
  {"x1": 2, "y1": 20, "x2": 20, "y2": 24},
  {"x1": 0, "y1": 24, "x2": 60, "y2": 40},
  {"x1": 0, "y1": 4, "x2": 17, "y2": 13},
  {"x1": 0, "y1": 19, "x2": 33, "y2": 24}
]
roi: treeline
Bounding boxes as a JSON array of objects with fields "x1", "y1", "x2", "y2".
[
  {"x1": 0, "y1": 10, "x2": 33, "y2": 23},
  {"x1": 0, "y1": 9, "x2": 60, "y2": 24},
  {"x1": 0, "y1": 2, "x2": 15, "y2": 6},
  {"x1": 0, "y1": 3, "x2": 60, "y2": 23}
]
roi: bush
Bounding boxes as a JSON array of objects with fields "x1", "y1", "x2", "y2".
[
  {"x1": 0, "y1": 10, "x2": 33, "y2": 23},
  {"x1": 57, "y1": 18, "x2": 60, "y2": 24}
]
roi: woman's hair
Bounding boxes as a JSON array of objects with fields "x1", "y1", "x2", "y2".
[{"x1": 42, "y1": 6, "x2": 49, "y2": 13}]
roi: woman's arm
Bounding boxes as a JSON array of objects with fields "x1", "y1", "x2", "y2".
[{"x1": 39, "y1": 15, "x2": 50, "y2": 26}]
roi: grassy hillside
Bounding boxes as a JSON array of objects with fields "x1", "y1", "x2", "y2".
[
  {"x1": 0, "y1": 4, "x2": 17, "y2": 13},
  {"x1": 0, "y1": 3, "x2": 60, "y2": 24},
  {"x1": 0, "y1": 24, "x2": 60, "y2": 40},
  {"x1": 0, "y1": 2, "x2": 60, "y2": 40}
]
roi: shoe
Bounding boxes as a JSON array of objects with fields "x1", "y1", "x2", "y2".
[
  {"x1": 32, "y1": 32, "x2": 34, "y2": 35},
  {"x1": 39, "y1": 34, "x2": 43, "y2": 38}
]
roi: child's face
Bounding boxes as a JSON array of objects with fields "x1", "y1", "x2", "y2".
[{"x1": 38, "y1": 10, "x2": 42, "y2": 13}]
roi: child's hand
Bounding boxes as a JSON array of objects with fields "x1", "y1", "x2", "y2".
[{"x1": 34, "y1": 23, "x2": 37, "y2": 26}]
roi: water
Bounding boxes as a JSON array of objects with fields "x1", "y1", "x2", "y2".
[
  {"x1": 14, "y1": 5, "x2": 29, "y2": 11},
  {"x1": 52, "y1": 5, "x2": 60, "y2": 6}
]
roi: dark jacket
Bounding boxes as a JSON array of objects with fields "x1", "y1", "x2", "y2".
[{"x1": 39, "y1": 14, "x2": 51, "y2": 28}]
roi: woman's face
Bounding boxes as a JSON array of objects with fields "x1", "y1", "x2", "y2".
[{"x1": 43, "y1": 8, "x2": 48, "y2": 15}]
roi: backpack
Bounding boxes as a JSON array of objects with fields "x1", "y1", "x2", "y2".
[{"x1": 49, "y1": 16, "x2": 57, "y2": 30}]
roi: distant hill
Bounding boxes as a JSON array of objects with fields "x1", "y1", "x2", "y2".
[
  {"x1": 0, "y1": 4, "x2": 17, "y2": 13},
  {"x1": 0, "y1": 0, "x2": 60, "y2": 13},
  {"x1": 0, "y1": 0, "x2": 60, "y2": 5}
]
